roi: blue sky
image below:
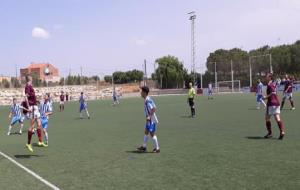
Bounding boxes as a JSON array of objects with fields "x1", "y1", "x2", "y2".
[{"x1": 0, "y1": 0, "x2": 300, "y2": 77}]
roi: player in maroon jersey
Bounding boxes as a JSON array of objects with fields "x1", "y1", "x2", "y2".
[
  {"x1": 263, "y1": 73, "x2": 285, "y2": 140},
  {"x1": 59, "y1": 91, "x2": 65, "y2": 112},
  {"x1": 280, "y1": 74, "x2": 295, "y2": 110},
  {"x1": 24, "y1": 75, "x2": 47, "y2": 152}
]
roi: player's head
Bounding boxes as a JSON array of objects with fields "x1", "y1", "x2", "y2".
[
  {"x1": 81, "y1": 92, "x2": 84, "y2": 95},
  {"x1": 61, "y1": 91, "x2": 64, "y2": 94},
  {"x1": 12, "y1": 98, "x2": 17, "y2": 104},
  {"x1": 285, "y1": 74, "x2": 289, "y2": 79},
  {"x1": 257, "y1": 79, "x2": 261, "y2": 83},
  {"x1": 44, "y1": 94, "x2": 49, "y2": 101},
  {"x1": 25, "y1": 75, "x2": 32, "y2": 85},
  {"x1": 46, "y1": 93, "x2": 51, "y2": 98},
  {"x1": 189, "y1": 82, "x2": 193, "y2": 88},
  {"x1": 140, "y1": 86, "x2": 149, "y2": 98}
]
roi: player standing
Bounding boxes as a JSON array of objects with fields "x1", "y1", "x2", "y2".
[
  {"x1": 263, "y1": 73, "x2": 285, "y2": 140},
  {"x1": 187, "y1": 82, "x2": 196, "y2": 117},
  {"x1": 112, "y1": 88, "x2": 119, "y2": 106},
  {"x1": 280, "y1": 75, "x2": 295, "y2": 110},
  {"x1": 79, "y1": 92, "x2": 90, "y2": 119},
  {"x1": 7, "y1": 98, "x2": 29, "y2": 135},
  {"x1": 39, "y1": 94, "x2": 53, "y2": 145},
  {"x1": 59, "y1": 91, "x2": 65, "y2": 112},
  {"x1": 256, "y1": 79, "x2": 266, "y2": 109},
  {"x1": 208, "y1": 82, "x2": 213, "y2": 100},
  {"x1": 25, "y1": 75, "x2": 47, "y2": 153},
  {"x1": 137, "y1": 86, "x2": 160, "y2": 153},
  {"x1": 65, "y1": 92, "x2": 69, "y2": 101}
]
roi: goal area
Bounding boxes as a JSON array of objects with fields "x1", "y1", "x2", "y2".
[{"x1": 217, "y1": 80, "x2": 241, "y2": 93}]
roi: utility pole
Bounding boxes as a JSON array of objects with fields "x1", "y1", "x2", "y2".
[
  {"x1": 188, "y1": 11, "x2": 196, "y2": 85},
  {"x1": 231, "y1": 60, "x2": 234, "y2": 92},
  {"x1": 144, "y1": 59, "x2": 147, "y2": 86}
]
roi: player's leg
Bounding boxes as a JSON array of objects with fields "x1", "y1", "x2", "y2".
[
  {"x1": 36, "y1": 118, "x2": 47, "y2": 147},
  {"x1": 26, "y1": 118, "x2": 35, "y2": 152},
  {"x1": 41, "y1": 118, "x2": 49, "y2": 145},
  {"x1": 280, "y1": 95, "x2": 286, "y2": 110},
  {"x1": 7, "y1": 117, "x2": 16, "y2": 135},
  {"x1": 289, "y1": 95, "x2": 295, "y2": 110},
  {"x1": 137, "y1": 128, "x2": 150, "y2": 151},
  {"x1": 19, "y1": 119, "x2": 24, "y2": 134},
  {"x1": 150, "y1": 124, "x2": 160, "y2": 153},
  {"x1": 84, "y1": 108, "x2": 90, "y2": 119},
  {"x1": 264, "y1": 109, "x2": 272, "y2": 138},
  {"x1": 274, "y1": 113, "x2": 285, "y2": 140}
]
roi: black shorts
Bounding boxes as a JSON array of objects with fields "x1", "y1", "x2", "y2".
[{"x1": 188, "y1": 98, "x2": 194, "y2": 107}]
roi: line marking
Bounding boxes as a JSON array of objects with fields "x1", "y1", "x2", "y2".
[{"x1": 0, "y1": 150, "x2": 60, "y2": 190}]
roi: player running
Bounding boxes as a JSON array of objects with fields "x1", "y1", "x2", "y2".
[
  {"x1": 280, "y1": 75, "x2": 295, "y2": 110},
  {"x1": 256, "y1": 79, "x2": 266, "y2": 109},
  {"x1": 59, "y1": 91, "x2": 65, "y2": 112},
  {"x1": 263, "y1": 73, "x2": 285, "y2": 140},
  {"x1": 79, "y1": 92, "x2": 90, "y2": 119},
  {"x1": 137, "y1": 86, "x2": 160, "y2": 153},
  {"x1": 25, "y1": 75, "x2": 47, "y2": 153},
  {"x1": 208, "y1": 82, "x2": 213, "y2": 100},
  {"x1": 187, "y1": 82, "x2": 196, "y2": 117},
  {"x1": 39, "y1": 94, "x2": 53, "y2": 145},
  {"x1": 7, "y1": 98, "x2": 29, "y2": 135}
]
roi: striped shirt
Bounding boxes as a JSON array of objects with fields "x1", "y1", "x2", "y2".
[
  {"x1": 257, "y1": 82, "x2": 263, "y2": 95},
  {"x1": 144, "y1": 96, "x2": 158, "y2": 124},
  {"x1": 40, "y1": 101, "x2": 53, "y2": 118},
  {"x1": 11, "y1": 104, "x2": 22, "y2": 117}
]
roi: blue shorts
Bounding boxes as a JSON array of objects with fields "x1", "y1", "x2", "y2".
[
  {"x1": 11, "y1": 116, "x2": 24, "y2": 125},
  {"x1": 145, "y1": 122, "x2": 156, "y2": 133},
  {"x1": 41, "y1": 117, "x2": 48, "y2": 129},
  {"x1": 79, "y1": 103, "x2": 87, "y2": 112},
  {"x1": 256, "y1": 94, "x2": 263, "y2": 102}
]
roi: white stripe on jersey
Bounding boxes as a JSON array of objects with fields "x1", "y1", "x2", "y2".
[
  {"x1": 144, "y1": 96, "x2": 158, "y2": 124},
  {"x1": 40, "y1": 101, "x2": 52, "y2": 118},
  {"x1": 11, "y1": 104, "x2": 22, "y2": 117}
]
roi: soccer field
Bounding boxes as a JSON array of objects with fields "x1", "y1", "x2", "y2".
[{"x1": 0, "y1": 93, "x2": 299, "y2": 190}]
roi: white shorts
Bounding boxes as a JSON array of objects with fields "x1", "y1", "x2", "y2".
[
  {"x1": 29, "y1": 106, "x2": 41, "y2": 119},
  {"x1": 283, "y1": 92, "x2": 292, "y2": 99},
  {"x1": 60, "y1": 101, "x2": 65, "y2": 105},
  {"x1": 266, "y1": 106, "x2": 280, "y2": 116}
]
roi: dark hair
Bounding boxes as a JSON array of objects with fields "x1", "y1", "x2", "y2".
[
  {"x1": 25, "y1": 75, "x2": 32, "y2": 82},
  {"x1": 267, "y1": 73, "x2": 274, "y2": 80},
  {"x1": 141, "y1": 86, "x2": 149, "y2": 94},
  {"x1": 13, "y1": 98, "x2": 17, "y2": 101}
]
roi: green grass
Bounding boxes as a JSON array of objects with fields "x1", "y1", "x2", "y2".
[{"x1": 0, "y1": 93, "x2": 300, "y2": 190}]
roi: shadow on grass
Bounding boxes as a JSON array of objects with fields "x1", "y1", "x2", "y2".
[
  {"x1": 125, "y1": 150, "x2": 152, "y2": 154},
  {"x1": 245, "y1": 136, "x2": 277, "y2": 140},
  {"x1": 14, "y1": 155, "x2": 43, "y2": 159},
  {"x1": 8, "y1": 132, "x2": 22, "y2": 135},
  {"x1": 180, "y1": 115, "x2": 192, "y2": 119}
]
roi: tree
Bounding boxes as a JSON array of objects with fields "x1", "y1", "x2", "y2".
[
  {"x1": 2, "y1": 79, "x2": 10, "y2": 88},
  {"x1": 154, "y1": 55, "x2": 187, "y2": 89},
  {"x1": 11, "y1": 77, "x2": 21, "y2": 88},
  {"x1": 104, "y1": 75, "x2": 112, "y2": 83}
]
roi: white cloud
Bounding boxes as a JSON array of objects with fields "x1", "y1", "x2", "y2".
[{"x1": 32, "y1": 27, "x2": 50, "y2": 39}]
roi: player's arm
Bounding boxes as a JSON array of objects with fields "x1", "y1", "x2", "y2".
[
  {"x1": 8, "y1": 111, "x2": 12, "y2": 118},
  {"x1": 146, "y1": 107, "x2": 156, "y2": 121},
  {"x1": 19, "y1": 105, "x2": 30, "y2": 112},
  {"x1": 285, "y1": 85, "x2": 292, "y2": 93}
]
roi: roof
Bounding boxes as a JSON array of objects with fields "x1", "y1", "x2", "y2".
[{"x1": 27, "y1": 63, "x2": 53, "y2": 69}]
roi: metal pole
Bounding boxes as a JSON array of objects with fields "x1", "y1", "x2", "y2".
[
  {"x1": 231, "y1": 60, "x2": 234, "y2": 92},
  {"x1": 270, "y1": 54, "x2": 272, "y2": 73},
  {"x1": 200, "y1": 73, "x2": 203, "y2": 89},
  {"x1": 249, "y1": 57, "x2": 252, "y2": 87},
  {"x1": 188, "y1": 12, "x2": 196, "y2": 85},
  {"x1": 214, "y1": 62, "x2": 217, "y2": 89}
]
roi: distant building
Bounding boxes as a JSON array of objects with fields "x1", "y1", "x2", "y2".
[{"x1": 20, "y1": 63, "x2": 60, "y2": 82}]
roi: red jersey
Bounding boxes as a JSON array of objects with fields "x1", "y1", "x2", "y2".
[
  {"x1": 21, "y1": 101, "x2": 29, "y2": 114},
  {"x1": 284, "y1": 79, "x2": 293, "y2": 93},
  {"x1": 266, "y1": 81, "x2": 280, "y2": 106},
  {"x1": 60, "y1": 94, "x2": 65, "y2": 101},
  {"x1": 25, "y1": 84, "x2": 37, "y2": 106}
]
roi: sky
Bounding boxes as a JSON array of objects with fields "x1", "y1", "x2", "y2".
[{"x1": 0, "y1": 0, "x2": 300, "y2": 77}]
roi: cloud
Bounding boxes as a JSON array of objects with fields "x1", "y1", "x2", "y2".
[{"x1": 32, "y1": 27, "x2": 50, "y2": 39}]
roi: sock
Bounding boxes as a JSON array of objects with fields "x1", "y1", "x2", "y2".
[
  {"x1": 152, "y1": 135, "x2": 159, "y2": 150},
  {"x1": 86, "y1": 110, "x2": 90, "y2": 117},
  {"x1": 261, "y1": 100, "x2": 266, "y2": 108},
  {"x1": 19, "y1": 124, "x2": 23, "y2": 133},
  {"x1": 37, "y1": 128, "x2": 43, "y2": 142},
  {"x1": 8, "y1": 125, "x2": 12, "y2": 134},
  {"x1": 266, "y1": 121, "x2": 272, "y2": 135},
  {"x1": 192, "y1": 108, "x2": 195, "y2": 116},
  {"x1": 281, "y1": 101, "x2": 285, "y2": 109},
  {"x1": 190, "y1": 107, "x2": 193, "y2": 115},
  {"x1": 290, "y1": 100, "x2": 294, "y2": 108},
  {"x1": 277, "y1": 121, "x2": 285, "y2": 134},
  {"x1": 257, "y1": 102, "x2": 260, "y2": 108},
  {"x1": 44, "y1": 131, "x2": 48, "y2": 144},
  {"x1": 80, "y1": 112, "x2": 83, "y2": 118},
  {"x1": 27, "y1": 130, "x2": 33, "y2": 144},
  {"x1": 143, "y1": 135, "x2": 148, "y2": 147}
]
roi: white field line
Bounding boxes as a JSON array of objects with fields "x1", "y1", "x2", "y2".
[{"x1": 0, "y1": 150, "x2": 60, "y2": 190}]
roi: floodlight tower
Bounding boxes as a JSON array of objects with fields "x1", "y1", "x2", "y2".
[{"x1": 188, "y1": 11, "x2": 196, "y2": 85}]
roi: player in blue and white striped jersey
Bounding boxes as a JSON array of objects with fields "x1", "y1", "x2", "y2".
[
  {"x1": 7, "y1": 98, "x2": 30, "y2": 135},
  {"x1": 39, "y1": 94, "x2": 53, "y2": 145},
  {"x1": 79, "y1": 92, "x2": 90, "y2": 119},
  {"x1": 137, "y1": 86, "x2": 160, "y2": 153},
  {"x1": 256, "y1": 79, "x2": 266, "y2": 109}
]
